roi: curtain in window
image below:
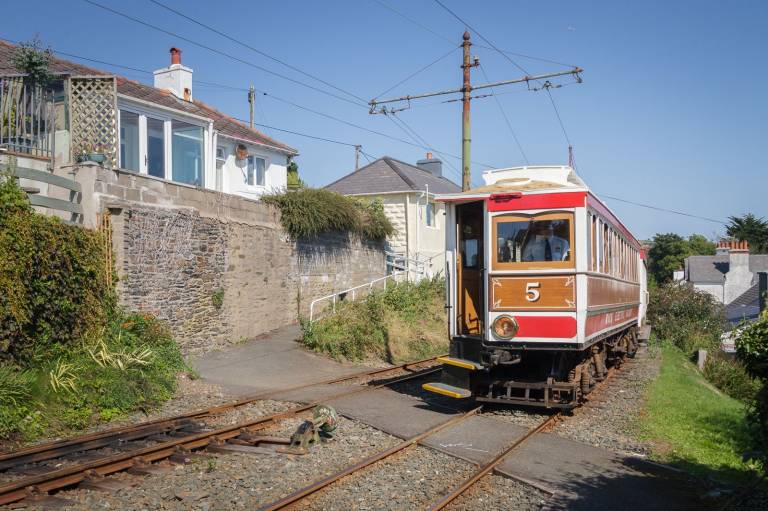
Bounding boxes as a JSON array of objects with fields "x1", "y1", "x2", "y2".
[{"x1": 172, "y1": 120, "x2": 203, "y2": 186}]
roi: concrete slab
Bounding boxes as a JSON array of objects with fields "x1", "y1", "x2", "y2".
[
  {"x1": 193, "y1": 324, "x2": 373, "y2": 396},
  {"x1": 500, "y1": 432, "x2": 708, "y2": 511},
  {"x1": 329, "y1": 388, "x2": 463, "y2": 439},
  {"x1": 421, "y1": 416, "x2": 528, "y2": 465}
]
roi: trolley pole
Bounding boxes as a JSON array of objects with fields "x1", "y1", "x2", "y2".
[
  {"x1": 248, "y1": 85, "x2": 255, "y2": 129},
  {"x1": 354, "y1": 145, "x2": 361, "y2": 170}
]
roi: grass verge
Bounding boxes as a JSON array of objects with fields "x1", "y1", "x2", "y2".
[
  {"x1": 637, "y1": 344, "x2": 760, "y2": 484},
  {"x1": 301, "y1": 277, "x2": 447, "y2": 364}
]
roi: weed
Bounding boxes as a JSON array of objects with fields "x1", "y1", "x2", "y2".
[{"x1": 211, "y1": 289, "x2": 224, "y2": 310}]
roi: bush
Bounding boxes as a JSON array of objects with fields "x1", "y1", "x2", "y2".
[
  {"x1": 0, "y1": 175, "x2": 114, "y2": 365},
  {"x1": 736, "y1": 311, "x2": 768, "y2": 457},
  {"x1": 648, "y1": 282, "x2": 726, "y2": 353},
  {"x1": 703, "y1": 355, "x2": 761, "y2": 402},
  {"x1": 301, "y1": 277, "x2": 447, "y2": 364},
  {"x1": 263, "y1": 188, "x2": 394, "y2": 240}
]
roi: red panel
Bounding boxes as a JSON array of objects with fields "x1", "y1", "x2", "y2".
[
  {"x1": 587, "y1": 194, "x2": 642, "y2": 250},
  {"x1": 585, "y1": 306, "x2": 639, "y2": 337},
  {"x1": 514, "y1": 316, "x2": 577, "y2": 338},
  {"x1": 488, "y1": 192, "x2": 586, "y2": 212}
]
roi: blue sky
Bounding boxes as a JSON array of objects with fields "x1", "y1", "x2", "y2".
[{"x1": 3, "y1": 0, "x2": 766, "y2": 239}]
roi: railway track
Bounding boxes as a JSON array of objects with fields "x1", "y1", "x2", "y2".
[
  {"x1": 255, "y1": 354, "x2": 628, "y2": 511},
  {"x1": 0, "y1": 357, "x2": 442, "y2": 507}
]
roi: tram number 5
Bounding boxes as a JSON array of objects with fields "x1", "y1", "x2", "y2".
[{"x1": 525, "y1": 282, "x2": 541, "y2": 302}]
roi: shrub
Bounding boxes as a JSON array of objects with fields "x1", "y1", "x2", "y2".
[
  {"x1": 736, "y1": 311, "x2": 768, "y2": 456},
  {"x1": 703, "y1": 355, "x2": 761, "y2": 402},
  {"x1": 263, "y1": 188, "x2": 394, "y2": 240},
  {"x1": 301, "y1": 277, "x2": 447, "y2": 363},
  {"x1": 648, "y1": 282, "x2": 726, "y2": 353},
  {"x1": 0, "y1": 175, "x2": 114, "y2": 365}
]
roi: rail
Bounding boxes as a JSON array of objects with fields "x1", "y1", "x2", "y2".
[
  {"x1": 0, "y1": 77, "x2": 56, "y2": 159},
  {"x1": 1, "y1": 161, "x2": 83, "y2": 222}
]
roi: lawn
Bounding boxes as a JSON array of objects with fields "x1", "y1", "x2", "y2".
[{"x1": 638, "y1": 344, "x2": 759, "y2": 484}]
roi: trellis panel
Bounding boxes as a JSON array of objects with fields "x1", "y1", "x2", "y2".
[{"x1": 69, "y1": 76, "x2": 118, "y2": 167}]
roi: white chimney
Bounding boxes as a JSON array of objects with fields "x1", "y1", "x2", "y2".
[
  {"x1": 153, "y1": 47, "x2": 193, "y2": 101},
  {"x1": 723, "y1": 240, "x2": 752, "y2": 303}
]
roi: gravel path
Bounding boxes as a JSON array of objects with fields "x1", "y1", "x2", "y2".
[
  {"x1": 552, "y1": 345, "x2": 661, "y2": 456},
  {"x1": 297, "y1": 446, "x2": 475, "y2": 511}
]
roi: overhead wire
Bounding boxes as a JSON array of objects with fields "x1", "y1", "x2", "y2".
[
  {"x1": 147, "y1": 0, "x2": 367, "y2": 105},
  {"x1": 478, "y1": 64, "x2": 529, "y2": 165},
  {"x1": 374, "y1": 46, "x2": 458, "y2": 100},
  {"x1": 599, "y1": 195, "x2": 726, "y2": 225},
  {"x1": 82, "y1": 0, "x2": 367, "y2": 109}
]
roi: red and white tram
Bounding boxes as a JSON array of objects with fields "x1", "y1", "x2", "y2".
[{"x1": 423, "y1": 165, "x2": 648, "y2": 408}]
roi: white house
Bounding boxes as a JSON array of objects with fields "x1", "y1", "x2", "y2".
[
  {"x1": 116, "y1": 47, "x2": 297, "y2": 198},
  {"x1": 325, "y1": 154, "x2": 461, "y2": 276}
]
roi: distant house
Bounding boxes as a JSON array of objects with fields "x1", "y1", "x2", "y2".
[
  {"x1": 0, "y1": 42, "x2": 297, "y2": 224},
  {"x1": 325, "y1": 154, "x2": 461, "y2": 275},
  {"x1": 678, "y1": 240, "x2": 768, "y2": 323}
]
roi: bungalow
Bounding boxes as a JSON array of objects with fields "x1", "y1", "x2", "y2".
[
  {"x1": 325, "y1": 154, "x2": 461, "y2": 276},
  {"x1": 0, "y1": 42, "x2": 297, "y2": 222}
]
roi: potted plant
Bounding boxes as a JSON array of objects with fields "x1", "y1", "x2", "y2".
[{"x1": 76, "y1": 141, "x2": 107, "y2": 164}]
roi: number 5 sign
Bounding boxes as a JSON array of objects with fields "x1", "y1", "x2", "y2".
[{"x1": 525, "y1": 282, "x2": 541, "y2": 302}]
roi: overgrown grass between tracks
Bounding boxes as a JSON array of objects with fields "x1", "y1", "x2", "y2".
[{"x1": 637, "y1": 344, "x2": 761, "y2": 484}]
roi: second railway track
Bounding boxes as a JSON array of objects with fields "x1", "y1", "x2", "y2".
[{"x1": 0, "y1": 357, "x2": 442, "y2": 507}]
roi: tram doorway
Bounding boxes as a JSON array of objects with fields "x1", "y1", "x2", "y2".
[{"x1": 456, "y1": 201, "x2": 485, "y2": 336}]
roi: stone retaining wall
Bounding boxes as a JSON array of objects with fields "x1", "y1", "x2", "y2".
[{"x1": 73, "y1": 165, "x2": 386, "y2": 354}]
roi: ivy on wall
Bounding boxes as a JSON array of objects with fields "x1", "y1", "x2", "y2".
[{"x1": 0, "y1": 175, "x2": 114, "y2": 364}]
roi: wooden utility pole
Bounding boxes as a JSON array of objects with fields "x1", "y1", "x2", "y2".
[
  {"x1": 248, "y1": 85, "x2": 255, "y2": 129},
  {"x1": 368, "y1": 33, "x2": 582, "y2": 191}
]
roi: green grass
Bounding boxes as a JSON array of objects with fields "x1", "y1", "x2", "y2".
[{"x1": 638, "y1": 344, "x2": 760, "y2": 484}]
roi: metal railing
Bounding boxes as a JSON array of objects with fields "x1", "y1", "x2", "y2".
[
  {"x1": 0, "y1": 77, "x2": 56, "y2": 158},
  {"x1": 309, "y1": 271, "x2": 417, "y2": 323}
]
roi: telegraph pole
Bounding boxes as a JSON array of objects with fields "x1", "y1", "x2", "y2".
[
  {"x1": 461, "y1": 31, "x2": 479, "y2": 191},
  {"x1": 248, "y1": 85, "x2": 256, "y2": 129},
  {"x1": 368, "y1": 33, "x2": 582, "y2": 191},
  {"x1": 354, "y1": 145, "x2": 361, "y2": 170}
]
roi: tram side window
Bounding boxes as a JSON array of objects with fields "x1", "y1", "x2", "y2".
[{"x1": 496, "y1": 217, "x2": 571, "y2": 263}]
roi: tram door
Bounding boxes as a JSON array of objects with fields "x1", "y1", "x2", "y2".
[{"x1": 456, "y1": 201, "x2": 484, "y2": 335}]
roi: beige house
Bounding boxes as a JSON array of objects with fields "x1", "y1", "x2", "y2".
[{"x1": 325, "y1": 155, "x2": 461, "y2": 276}]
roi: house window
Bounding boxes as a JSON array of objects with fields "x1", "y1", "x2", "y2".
[
  {"x1": 246, "y1": 156, "x2": 266, "y2": 186},
  {"x1": 172, "y1": 120, "x2": 204, "y2": 186},
  {"x1": 425, "y1": 202, "x2": 436, "y2": 227},
  {"x1": 119, "y1": 110, "x2": 140, "y2": 172},
  {"x1": 146, "y1": 117, "x2": 165, "y2": 178}
]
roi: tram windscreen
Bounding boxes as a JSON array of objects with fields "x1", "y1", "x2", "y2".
[{"x1": 496, "y1": 218, "x2": 571, "y2": 263}]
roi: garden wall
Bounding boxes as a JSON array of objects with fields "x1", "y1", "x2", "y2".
[{"x1": 72, "y1": 165, "x2": 386, "y2": 354}]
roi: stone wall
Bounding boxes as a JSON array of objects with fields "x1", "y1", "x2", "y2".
[{"x1": 74, "y1": 165, "x2": 386, "y2": 354}]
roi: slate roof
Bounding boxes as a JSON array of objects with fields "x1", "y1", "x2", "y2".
[
  {"x1": 324, "y1": 157, "x2": 461, "y2": 195},
  {"x1": 0, "y1": 41, "x2": 296, "y2": 154},
  {"x1": 685, "y1": 254, "x2": 768, "y2": 284},
  {"x1": 727, "y1": 284, "x2": 761, "y2": 323}
]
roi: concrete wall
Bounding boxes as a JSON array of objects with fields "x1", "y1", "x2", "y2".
[{"x1": 73, "y1": 165, "x2": 386, "y2": 354}]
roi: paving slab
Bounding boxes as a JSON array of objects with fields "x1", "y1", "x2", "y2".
[
  {"x1": 421, "y1": 415, "x2": 529, "y2": 465},
  {"x1": 499, "y1": 432, "x2": 709, "y2": 511},
  {"x1": 328, "y1": 387, "x2": 464, "y2": 439},
  {"x1": 193, "y1": 324, "x2": 373, "y2": 395}
]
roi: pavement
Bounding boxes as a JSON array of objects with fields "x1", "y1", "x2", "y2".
[
  {"x1": 194, "y1": 326, "x2": 711, "y2": 510},
  {"x1": 193, "y1": 324, "x2": 373, "y2": 395}
]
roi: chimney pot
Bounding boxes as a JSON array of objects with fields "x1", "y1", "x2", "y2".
[
  {"x1": 170, "y1": 47, "x2": 181, "y2": 65},
  {"x1": 426, "y1": 152, "x2": 433, "y2": 159}
]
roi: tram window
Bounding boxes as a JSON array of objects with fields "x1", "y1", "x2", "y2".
[
  {"x1": 461, "y1": 239, "x2": 479, "y2": 268},
  {"x1": 496, "y1": 217, "x2": 571, "y2": 263}
]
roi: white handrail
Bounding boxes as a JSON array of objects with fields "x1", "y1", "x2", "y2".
[{"x1": 309, "y1": 270, "x2": 413, "y2": 323}]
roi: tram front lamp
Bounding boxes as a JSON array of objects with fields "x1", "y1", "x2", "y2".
[{"x1": 492, "y1": 315, "x2": 519, "y2": 340}]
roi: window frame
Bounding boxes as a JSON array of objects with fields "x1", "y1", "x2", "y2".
[
  {"x1": 425, "y1": 201, "x2": 437, "y2": 228},
  {"x1": 491, "y1": 211, "x2": 576, "y2": 271},
  {"x1": 245, "y1": 154, "x2": 267, "y2": 187}
]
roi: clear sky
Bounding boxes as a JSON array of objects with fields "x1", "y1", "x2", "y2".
[{"x1": 3, "y1": 0, "x2": 766, "y2": 239}]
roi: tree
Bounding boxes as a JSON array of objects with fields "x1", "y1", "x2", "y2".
[
  {"x1": 727, "y1": 214, "x2": 768, "y2": 253},
  {"x1": 286, "y1": 160, "x2": 305, "y2": 189},
  {"x1": 687, "y1": 234, "x2": 716, "y2": 256},
  {"x1": 648, "y1": 233, "x2": 690, "y2": 283}
]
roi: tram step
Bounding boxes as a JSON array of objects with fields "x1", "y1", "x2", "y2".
[
  {"x1": 437, "y1": 356, "x2": 483, "y2": 371},
  {"x1": 422, "y1": 382, "x2": 472, "y2": 399}
]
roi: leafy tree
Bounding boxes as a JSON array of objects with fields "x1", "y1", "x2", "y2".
[
  {"x1": 727, "y1": 214, "x2": 768, "y2": 253},
  {"x1": 687, "y1": 234, "x2": 716, "y2": 256},
  {"x1": 647, "y1": 233, "x2": 717, "y2": 283},
  {"x1": 10, "y1": 36, "x2": 53, "y2": 86}
]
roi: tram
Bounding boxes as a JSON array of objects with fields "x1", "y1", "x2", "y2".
[{"x1": 423, "y1": 165, "x2": 648, "y2": 408}]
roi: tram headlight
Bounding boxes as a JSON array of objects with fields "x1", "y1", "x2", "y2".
[{"x1": 492, "y1": 315, "x2": 519, "y2": 340}]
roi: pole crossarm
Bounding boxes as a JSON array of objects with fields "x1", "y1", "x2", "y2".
[{"x1": 368, "y1": 67, "x2": 582, "y2": 112}]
